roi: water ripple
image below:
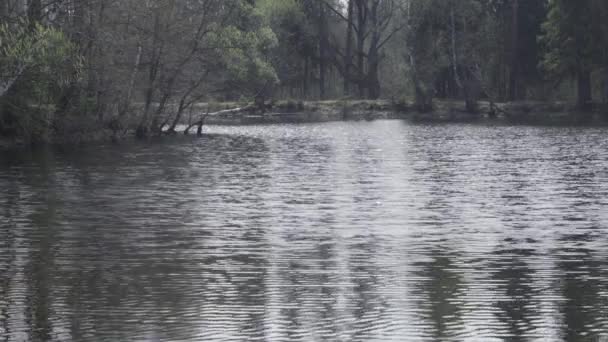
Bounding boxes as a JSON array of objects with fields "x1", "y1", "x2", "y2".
[{"x1": 1, "y1": 121, "x2": 608, "y2": 341}]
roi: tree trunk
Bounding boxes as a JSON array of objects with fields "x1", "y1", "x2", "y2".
[
  {"x1": 78, "y1": 0, "x2": 101, "y2": 118},
  {"x1": 408, "y1": 53, "x2": 432, "y2": 112},
  {"x1": 604, "y1": 67, "x2": 608, "y2": 105},
  {"x1": 367, "y1": 2, "x2": 381, "y2": 99},
  {"x1": 450, "y1": 1, "x2": 477, "y2": 113},
  {"x1": 414, "y1": 85, "x2": 433, "y2": 112},
  {"x1": 120, "y1": 43, "x2": 142, "y2": 117},
  {"x1": 508, "y1": 0, "x2": 520, "y2": 101},
  {"x1": 168, "y1": 107, "x2": 186, "y2": 133},
  {"x1": 0, "y1": 65, "x2": 24, "y2": 99},
  {"x1": 138, "y1": 82, "x2": 155, "y2": 138},
  {"x1": 577, "y1": 69, "x2": 592, "y2": 112},
  {"x1": 0, "y1": 1, "x2": 8, "y2": 19},
  {"x1": 303, "y1": 57, "x2": 309, "y2": 99},
  {"x1": 343, "y1": 0, "x2": 354, "y2": 96},
  {"x1": 151, "y1": 91, "x2": 170, "y2": 135},
  {"x1": 450, "y1": 2, "x2": 462, "y2": 94},
  {"x1": 368, "y1": 60, "x2": 380, "y2": 99},
  {"x1": 27, "y1": 0, "x2": 42, "y2": 25},
  {"x1": 464, "y1": 79, "x2": 480, "y2": 113},
  {"x1": 93, "y1": 1, "x2": 108, "y2": 121},
  {"x1": 137, "y1": 10, "x2": 162, "y2": 138},
  {"x1": 168, "y1": 96, "x2": 189, "y2": 133},
  {"x1": 318, "y1": 1, "x2": 327, "y2": 100},
  {"x1": 196, "y1": 121, "x2": 204, "y2": 136},
  {"x1": 355, "y1": 0, "x2": 367, "y2": 99},
  {"x1": 73, "y1": 0, "x2": 86, "y2": 44},
  {"x1": 0, "y1": 74, "x2": 28, "y2": 138}
]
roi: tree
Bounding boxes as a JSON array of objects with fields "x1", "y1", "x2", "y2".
[
  {"x1": 0, "y1": 21, "x2": 81, "y2": 141},
  {"x1": 509, "y1": 0, "x2": 519, "y2": 101},
  {"x1": 130, "y1": 0, "x2": 278, "y2": 137},
  {"x1": 591, "y1": 0, "x2": 608, "y2": 104},
  {"x1": 541, "y1": 0, "x2": 594, "y2": 111},
  {"x1": 401, "y1": 0, "x2": 442, "y2": 111},
  {"x1": 319, "y1": 0, "x2": 402, "y2": 99}
]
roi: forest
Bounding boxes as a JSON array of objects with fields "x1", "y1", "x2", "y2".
[{"x1": 1, "y1": 0, "x2": 607, "y2": 144}]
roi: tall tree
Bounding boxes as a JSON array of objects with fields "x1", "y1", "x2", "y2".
[
  {"x1": 541, "y1": 0, "x2": 594, "y2": 111},
  {"x1": 324, "y1": 0, "x2": 402, "y2": 99},
  {"x1": 27, "y1": 0, "x2": 42, "y2": 25},
  {"x1": 343, "y1": 0, "x2": 354, "y2": 96},
  {"x1": 318, "y1": 0, "x2": 328, "y2": 99},
  {"x1": 508, "y1": 0, "x2": 519, "y2": 101}
]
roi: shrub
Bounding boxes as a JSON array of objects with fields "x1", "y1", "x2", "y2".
[{"x1": 0, "y1": 20, "x2": 82, "y2": 142}]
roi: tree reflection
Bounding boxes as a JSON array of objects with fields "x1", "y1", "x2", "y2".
[
  {"x1": 283, "y1": 258, "x2": 304, "y2": 341},
  {"x1": 24, "y1": 203, "x2": 59, "y2": 342},
  {"x1": 230, "y1": 226, "x2": 268, "y2": 341},
  {"x1": 347, "y1": 236, "x2": 389, "y2": 342},
  {"x1": 0, "y1": 147, "x2": 59, "y2": 342},
  {"x1": 0, "y1": 136, "x2": 276, "y2": 341},
  {"x1": 413, "y1": 248, "x2": 464, "y2": 340},
  {"x1": 274, "y1": 234, "x2": 340, "y2": 342},
  {"x1": 0, "y1": 175, "x2": 19, "y2": 342},
  {"x1": 491, "y1": 246, "x2": 538, "y2": 341},
  {"x1": 317, "y1": 238, "x2": 338, "y2": 341},
  {"x1": 556, "y1": 234, "x2": 606, "y2": 342}
]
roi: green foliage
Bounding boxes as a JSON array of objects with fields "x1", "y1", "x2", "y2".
[
  {"x1": 209, "y1": 3, "x2": 279, "y2": 95},
  {"x1": 256, "y1": 0, "x2": 317, "y2": 92},
  {"x1": 0, "y1": 20, "x2": 82, "y2": 142},
  {"x1": 257, "y1": 0, "x2": 302, "y2": 22},
  {"x1": 540, "y1": 0, "x2": 594, "y2": 77},
  {"x1": 2, "y1": 0, "x2": 607, "y2": 143},
  {"x1": 0, "y1": 21, "x2": 81, "y2": 90}
]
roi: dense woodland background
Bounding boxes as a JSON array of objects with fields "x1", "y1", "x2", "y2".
[{"x1": 1, "y1": 0, "x2": 608, "y2": 143}]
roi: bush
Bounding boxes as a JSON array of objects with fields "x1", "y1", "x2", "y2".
[{"x1": 0, "y1": 20, "x2": 82, "y2": 142}]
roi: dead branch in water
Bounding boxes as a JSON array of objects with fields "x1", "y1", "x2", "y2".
[{"x1": 182, "y1": 103, "x2": 269, "y2": 135}]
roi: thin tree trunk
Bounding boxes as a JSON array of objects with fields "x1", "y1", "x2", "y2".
[
  {"x1": 303, "y1": 57, "x2": 309, "y2": 99},
  {"x1": 450, "y1": 2, "x2": 462, "y2": 93},
  {"x1": 407, "y1": 49, "x2": 432, "y2": 112},
  {"x1": 319, "y1": 1, "x2": 327, "y2": 100},
  {"x1": 450, "y1": 2, "x2": 476, "y2": 113},
  {"x1": 508, "y1": 0, "x2": 519, "y2": 101},
  {"x1": 367, "y1": 1, "x2": 381, "y2": 99},
  {"x1": 0, "y1": 1, "x2": 8, "y2": 19},
  {"x1": 73, "y1": 0, "x2": 86, "y2": 44},
  {"x1": 151, "y1": 91, "x2": 170, "y2": 134},
  {"x1": 577, "y1": 69, "x2": 592, "y2": 112},
  {"x1": 168, "y1": 102, "x2": 187, "y2": 133},
  {"x1": 27, "y1": 0, "x2": 41, "y2": 26},
  {"x1": 0, "y1": 65, "x2": 25, "y2": 98},
  {"x1": 604, "y1": 67, "x2": 608, "y2": 105},
  {"x1": 120, "y1": 43, "x2": 142, "y2": 117},
  {"x1": 169, "y1": 90, "x2": 203, "y2": 133},
  {"x1": 344, "y1": 0, "x2": 354, "y2": 96},
  {"x1": 137, "y1": 10, "x2": 162, "y2": 138},
  {"x1": 355, "y1": 0, "x2": 367, "y2": 99}
]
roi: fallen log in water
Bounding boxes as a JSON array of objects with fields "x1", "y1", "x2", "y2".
[{"x1": 182, "y1": 104, "x2": 261, "y2": 135}]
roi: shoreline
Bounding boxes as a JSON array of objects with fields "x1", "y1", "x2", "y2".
[
  {"x1": 202, "y1": 99, "x2": 608, "y2": 126},
  {"x1": 2, "y1": 99, "x2": 608, "y2": 150}
]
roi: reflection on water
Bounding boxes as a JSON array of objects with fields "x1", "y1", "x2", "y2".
[{"x1": 1, "y1": 121, "x2": 608, "y2": 341}]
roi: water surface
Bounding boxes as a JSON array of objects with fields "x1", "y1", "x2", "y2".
[{"x1": 1, "y1": 121, "x2": 608, "y2": 341}]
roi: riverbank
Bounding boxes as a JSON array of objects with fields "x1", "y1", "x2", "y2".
[
  {"x1": 200, "y1": 99, "x2": 608, "y2": 126},
  {"x1": 2, "y1": 99, "x2": 607, "y2": 149}
]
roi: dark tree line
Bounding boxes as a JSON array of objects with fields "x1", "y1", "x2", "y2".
[{"x1": 1, "y1": 0, "x2": 608, "y2": 143}]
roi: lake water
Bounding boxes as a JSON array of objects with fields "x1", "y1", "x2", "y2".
[{"x1": 1, "y1": 120, "x2": 608, "y2": 341}]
